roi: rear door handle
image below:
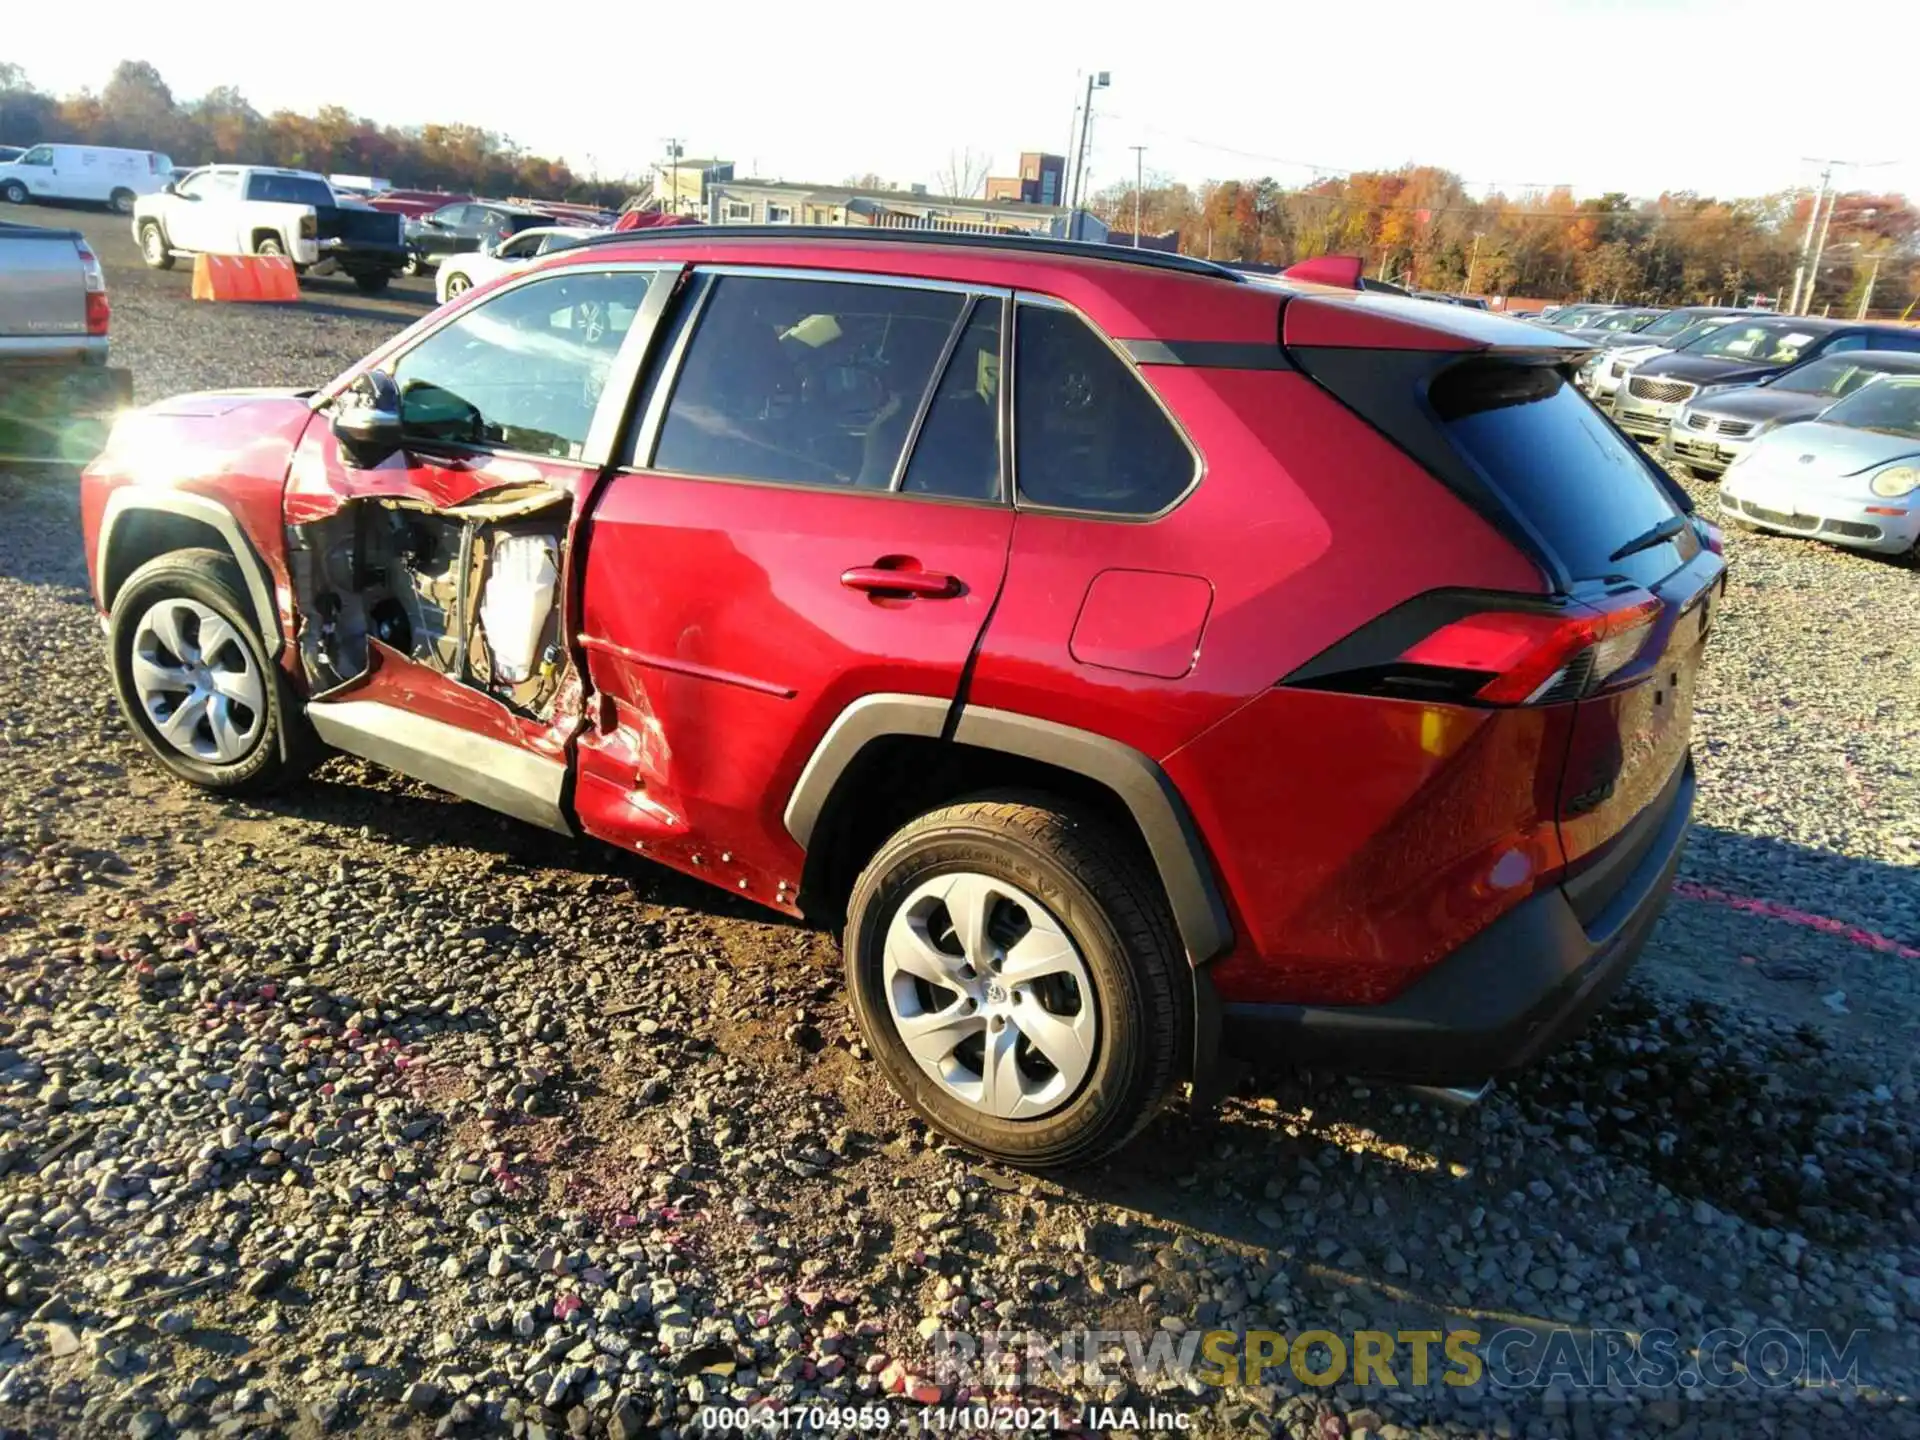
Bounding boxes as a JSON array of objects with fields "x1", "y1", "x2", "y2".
[{"x1": 840, "y1": 564, "x2": 962, "y2": 599}]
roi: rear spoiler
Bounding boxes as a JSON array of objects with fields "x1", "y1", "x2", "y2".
[{"x1": 1282, "y1": 255, "x2": 1409, "y2": 296}]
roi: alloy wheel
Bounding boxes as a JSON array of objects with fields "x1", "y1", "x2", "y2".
[
  {"x1": 881, "y1": 872, "x2": 1098, "y2": 1120},
  {"x1": 131, "y1": 598, "x2": 265, "y2": 764}
]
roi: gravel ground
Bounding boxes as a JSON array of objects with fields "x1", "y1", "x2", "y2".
[{"x1": 0, "y1": 205, "x2": 1915, "y2": 1440}]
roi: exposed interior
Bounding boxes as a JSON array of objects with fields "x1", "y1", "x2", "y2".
[{"x1": 288, "y1": 485, "x2": 570, "y2": 719}]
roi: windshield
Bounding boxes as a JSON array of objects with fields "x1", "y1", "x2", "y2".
[
  {"x1": 1639, "y1": 310, "x2": 1713, "y2": 338},
  {"x1": 1669, "y1": 317, "x2": 1738, "y2": 350},
  {"x1": 1773, "y1": 357, "x2": 1888, "y2": 398},
  {"x1": 1689, "y1": 322, "x2": 1821, "y2": 365},
  {"x1": 1550, "y1": 307, "x2": 1600, "y2": 328},
  {"x1": 1591, "y1": 309, "x2": 1661, "y2": 333},
  {"x1": 1821, "y1": 376, "x2": 1920, "y2": 439}
]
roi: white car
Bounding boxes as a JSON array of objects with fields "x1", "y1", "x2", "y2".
[
  {"x1": 435, "y1": 225, "x2": 600, "y2": 303},
  {"x1": 0, "y1": 144, "x2": 174, "y2": 214}
]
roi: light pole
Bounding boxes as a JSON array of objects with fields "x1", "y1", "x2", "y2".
[
  {"x1": 1069, "y1": 71, "x2": 1109, "y2": 216},
  {"x1": 1130, "y1": 145, "x2": 1145, "y2": 246},
  {"x1": 1858, "y1": 251, "x2": 1885, "y2": 320}
]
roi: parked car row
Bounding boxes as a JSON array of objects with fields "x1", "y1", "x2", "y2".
[{"x1": 1546, "y1": 301, "x2": 1920, "y2": 560}]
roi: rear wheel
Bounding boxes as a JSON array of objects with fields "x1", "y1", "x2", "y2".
[
  {"x1": 109, "y1": 187, "x2": 136, "y2": 215},
  {"x1": 138, "y1": 221, "x2": 174, "y2": 270},
  {"x1": 1, "y1": 180, "x2": 27, "y2": 205},
  {"x1": 108, "y1": 549, "x2": 320, "y2": 795},
  {"x1": 352, "y1": 271, "x2": 391, "y2": 294},
  {"x1": 844, "y1": 795, "x2": 1189, "y2": 1168}
]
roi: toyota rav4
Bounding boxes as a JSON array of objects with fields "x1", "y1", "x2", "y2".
[{"x1": 81, "y1": 229, "x2": 1722, "y2": 1167}]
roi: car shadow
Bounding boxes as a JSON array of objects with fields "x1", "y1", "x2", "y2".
[
  {"x1": 246, "y1": 760, "x2": 786, "y2": 927},
  {"x1": 294, "y1": 293, "x2": 438, "y2": 324}
]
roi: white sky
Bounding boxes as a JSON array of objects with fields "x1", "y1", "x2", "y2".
[{"x1": 5, "y1": 0, "x2": 1913, "y2": 204}]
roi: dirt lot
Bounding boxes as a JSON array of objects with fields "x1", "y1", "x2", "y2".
[{"x1": 0, "y1": 202, "x2": 1916, "y2": 1440}]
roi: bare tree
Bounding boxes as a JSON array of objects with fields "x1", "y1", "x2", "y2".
[{"x1": 935, "y1": 148, "x2": 992, "y2": 200}]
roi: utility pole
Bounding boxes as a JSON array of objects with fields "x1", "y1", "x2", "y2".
[
  {"x1": 1130, "y1": 145, "x2": 1145, "y2": 246},
  {"x1": 1786, "y1": 163, "x2": 1831, "y2": 317},
  {"x1": 1857, "y1": 252, "x2": 1883, "y2": 320},
  {"x1": 1805, "y1": 187, "x2": 1839, "y2": 315},
  {"x1": 1463, "y1": 231, "x2": 1484, "y2": 296},
  {"x1": 1069, "y1": 71, "x2": 1110, "y2": 214},
  {"x1": 662, "y1": 138, "x2": 684, "y2": 213}
]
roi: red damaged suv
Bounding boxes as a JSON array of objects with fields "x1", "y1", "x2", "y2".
[{"x1": 81, "y1": 230, "x2": 1722, "y2": 1166}]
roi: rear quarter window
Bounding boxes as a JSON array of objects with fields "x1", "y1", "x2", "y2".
[
  {"x1": 1013, "y1": 303, "x2": 1195, "y2": 516},
  {"x1": 1431, "y1": 362, "x2": 1688, "y2": 584}
]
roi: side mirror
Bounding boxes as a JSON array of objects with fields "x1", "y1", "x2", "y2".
[
  {"x1": 331, "y1": 370, "x2": 403, "y2": 468},
  {"x1": 161, "y1": 180, "x2": 177, "y2": 196}
]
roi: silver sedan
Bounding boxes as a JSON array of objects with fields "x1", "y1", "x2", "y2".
[{"x1": 1719, "y1": 375, "x2": 1920, "y2": 558}]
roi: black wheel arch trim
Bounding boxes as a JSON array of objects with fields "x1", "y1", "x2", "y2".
[
  {"x1": 96, "y1": 490, "x2": 284, "y2": 660},
  {"x1": 783, "y1": 694, "x2": 1233, "y2": 968}
]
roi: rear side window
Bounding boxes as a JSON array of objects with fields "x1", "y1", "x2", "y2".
[
  {"x1": 246, "y1": 173, "x2": 334, "y2": 206},
  {"x1": 1013, "y1": 304, "x2": 1194, "y2": 515},
  {"x1": 651, "y1": 274, "x2": 965, "y2": 490},
  {"x1": 900, "y1": 299, "x2": 1003, "y2": 501},
  {"x1": 1432, "y1": 363, "x2": 1684, "y2": 581}
]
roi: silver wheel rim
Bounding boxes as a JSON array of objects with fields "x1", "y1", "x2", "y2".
[
  {"x1": 131, "y1": 598, "x2": 266, "y2": 764},
  {"x1": 882, "y1": 872, "x2": 1098, "y2": 1121},
  {"x1": 446, "y1": 274, "x2": 469, "y2": 296}
]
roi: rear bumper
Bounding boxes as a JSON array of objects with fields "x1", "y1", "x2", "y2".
[{"x1": 1221, "y1": 755, "x2": 1694, "y2": 1084}]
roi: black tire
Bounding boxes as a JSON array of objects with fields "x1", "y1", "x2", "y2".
[
  {"x1": 844, "y1": 794, "x2": 1189, "y2": 1169},
  {"x1": 443, "y1": 271, "x2": 472, "y2": 299},
  {"x1": 402, "y1": 251, "x2": 423, "y2": 277},
  {"x1": 109, "y1": 187, "x2": 136, "y2": 215},
  {"x1": 1, "y1": 180, "x2": 27, "y2": 205},
  {"x1": 138, "y1": 220, "x2": 174, "y2": 271},
  {"x1": 352, "y1": 271, "x2": 392, "y2": 294},
  {"x1": 108, "y1": 549, "x2": 321, "y2": 795},
  {"x1": 255, "y1": 235, "x2": 285, "y2": 258}
]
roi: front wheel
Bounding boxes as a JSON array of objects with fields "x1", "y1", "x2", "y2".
[
  {"x1": 0, "y1": 180, "x2": 27, "y2": 205},
  {"x1": 108, "y1": 549, "x2": 320, "y2": 794},
  {"x1": 402, "y1": 251, "x2": 424, "y2": 276},
  {"x1": 442, "y1": 271, "x2": 472, "y2": 299},
  {"x1": 844, "y1": 796, "x2": 1189, "y2": 1168},
  {"x1": 255, "y1": 236, "x2": 285, "y2": 258},
  {"x1": 138, "y1": 221, "x2": 174, "y2": 270}
]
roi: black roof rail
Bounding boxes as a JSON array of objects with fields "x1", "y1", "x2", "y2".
[{"x1": 571, "y1": 224, "x2": 1245, "y2": 283}]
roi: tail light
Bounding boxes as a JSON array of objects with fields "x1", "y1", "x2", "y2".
[
  {"x1": 75, "y1": 240, "x2": 110, "y2": 336},
  {"x1": 497, "y1": 227, "x2": 511, "y2": 241},
  {"x1": 299, "y1": 214, "x2": 318, "y2": 240},
  {"x1": 1399, "y1": 592, "x2": 1661, "y2": 705},
  {"x1": 1285, "y1": 589, "x2": 1664, "y2": 708}
]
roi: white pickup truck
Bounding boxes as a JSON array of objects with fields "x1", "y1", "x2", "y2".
[{"x1": 133, "y1": 165, "x2": 407, "y2": 293}]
